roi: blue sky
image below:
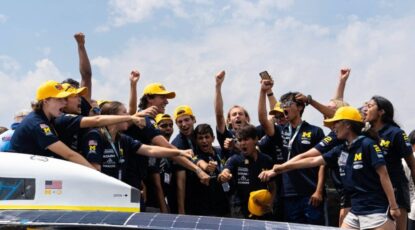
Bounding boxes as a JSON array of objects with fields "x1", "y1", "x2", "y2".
[{"x1": 1, "y1": 0, "x2": 415, "y2": 134}]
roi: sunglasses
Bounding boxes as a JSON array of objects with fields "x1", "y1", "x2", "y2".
[
  {"x1": 159, "y1": 123, "x2": 173, "y2": 128},
  {"x1": 281, "y1": 100, "x2": 295, "y2": 108}
]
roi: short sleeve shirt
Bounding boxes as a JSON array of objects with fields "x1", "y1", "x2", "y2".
[
  {"x1": 10, "y1": 111, "x2": 59, "y2": 157},
  {"x1": 224, "y1": 152, "x2": 273, "y2": 217},
  {"x1": 280, "y1": 121, "x2": 325, "y2": 197},
  {"x1": 82, "y1": 129, "x2": 142, "y2": 186},
  {"x1": 378, "y1": 124, "x2": 413, "y2": 185},
  {"x1": 323, "y1": 136, "x2": 388, "y2": 215}
]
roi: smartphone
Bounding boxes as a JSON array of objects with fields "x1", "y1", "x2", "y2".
[{"x1": 259, "y1": 71, "x2": 272, "y2": 80}]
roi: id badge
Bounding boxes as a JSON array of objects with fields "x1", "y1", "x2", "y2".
[
  {"x1": 338, "y1": 151, "x2": 348, "y2": 166},
  {"x1": 164, "y1": 173, "x2": 171, "y2": 184},
  {"x1": 222, "y1": 182, "x2": 230, "y2": 192}
]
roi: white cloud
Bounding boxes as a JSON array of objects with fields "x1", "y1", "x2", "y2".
[
  {"x1": 88, "y1": 12, "x2": 415, "y2": 133},
  {"x1": 0, "y1": 14, "x2": 7, "y2": 24},
  {"x1": 0, "y1": 59, "x2": 71, "y2": 126}
]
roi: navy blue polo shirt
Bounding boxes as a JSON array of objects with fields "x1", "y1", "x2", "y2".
[
  {"x1": 82, "y1": 129, "x2": 142, "y2": 187},
  {"x1": 224, "y1": 152, "x2": 273, "y2": 217},
  {"x1": 378, "y1": 124, "x2": 412, "y2": 185},
  {"x1": 54, "y1": 114, "x2": 84, "y2": 152},
  {"x1": 323, "y1": 136, "x2": 388, "y2": 215},
  {"x1": 193, "y1": 147, "x2": 229, "y2": 216},
  {"x1": 280, "y1": 121, "x2": 325, "y2": 197},
  {"x1": 124, "y1": 116, "x2": 162, "y2": 183},
  {"x1": 258, "y1": 124, "x2": 284, "y2": 164},
  {"x1": 315, "y1": 131, "x2": 345, "y2": 191},
  {"x1": 10, "y1": 111, "x2": 59, "y2": 158}
]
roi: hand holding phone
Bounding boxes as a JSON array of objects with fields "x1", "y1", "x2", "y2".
[{"x1": 259, "y1": 71, "x2": 272, "y2": 80}]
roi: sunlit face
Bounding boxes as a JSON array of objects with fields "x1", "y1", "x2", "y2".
[
  {"x1": 176, "y1": 115, "x2": 195, "y2": 137},
  {"x1": 281, "y1": 100, "x2": 302, "y2": 122},
  {"x1": 115, "y1": 105, "x2": 129, "y2": 131},
  {"x1": 157, "y1": 119, "x2": 174, "y2": 139},
  {"x1": 238, "y1": 137, "x2": 257, "y2": 157},
  {"x1": 228, "y1": 107, "x2": 249, "y2": 130},
  {"x1": 196, "y1": 133, "x2": 214, "y2": 153},
  {"x1": 364, "y1": 99, "x2": 381, "y2": 123},
  {"x1": 64, "y1": 95, "x2": 82, "y2": 114},
  {"x1": 44, "y1": 98, "x2": 67, "y2": 119},
  {"x1": 148, "y1": 95, "x2": 168, "y2": 113}
]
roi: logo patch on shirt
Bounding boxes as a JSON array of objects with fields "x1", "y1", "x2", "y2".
[
  {"x1": 40, "y1": 124, "x2": 52, "y2": 136},
  {"x1": 380, "y1": 139, "x2": 390, "y2": 148},
  {"x1": 301, "y1": 131, "x2": 311, "y2": 144}
]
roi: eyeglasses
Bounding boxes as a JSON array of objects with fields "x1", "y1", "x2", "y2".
[
  {"x1": 281, "y1": 100, "x2": 295, "y2": 108},
  {"x1": 159, "y1": 123, "x2": 173, "y2": 128}
]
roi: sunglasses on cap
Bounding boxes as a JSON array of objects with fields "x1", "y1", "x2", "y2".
[
  {"x1": 281, "y1": 100, "x2": 295, "y2": 108},
  {"x1": 159, "y1": 123, "x2": 173, "y2": 128}
]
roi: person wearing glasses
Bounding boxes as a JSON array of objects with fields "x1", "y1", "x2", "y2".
[
  {"x1": 260, "y1": 106, "x2": 400, "y2": 230},
  {"x1": 259, "y1": 87, "x2": 325, "y2": 225}
]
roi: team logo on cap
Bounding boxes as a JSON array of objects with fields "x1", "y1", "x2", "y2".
[{"x1": 158, "y1": 85, "x2": 166, "y2": 90}]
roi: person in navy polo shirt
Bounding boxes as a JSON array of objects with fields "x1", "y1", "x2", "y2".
[
  {"x1": 82, "y1": 101, "x2": 192, "y2": 187},
  {"x1": 218, "y1": 125, "x2": 275, "y2": 219},
  {"x1": 10, "y1": 80, "x2": 94, "y2": 169},
  {"x1": 259, "y1": 89, "x2": 325, "y2": 224},
  {"x1": 263, "y1": 107, "x2": 400, "y2": 229},
  {"x1": 365, "y1": 96, "x2": 415, "y2": 230},
  {"x1": 193, "y1": 124, "x2": 230, "y2": 217}
]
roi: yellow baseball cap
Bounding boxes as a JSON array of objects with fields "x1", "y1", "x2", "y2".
[
  {"x1": 324, "y1": 106, "x2": 363, "y2": 127},
  {"x1": 269, "y1": 102, "x2": 284, "y2": 115},
  {"x1": 36, "y1": 80, "x2": 74, "y2": 101},
  {"x1": 143, "y1": 83, "x2": 175, "y2": 99},
  {"x1": 173, "y1": 105, "x2": 194, "y2": 121},
  {"x1": 155, "y1": 113, "x2": 173, "y2": 124},
  {"x1": 96, "y1": 100, "x2": 111, "y2": 108},
  {"x1": 61, "y1": 83, "x2": 88, "y2": 97},
  {"x1": 248, "y1": 189, "x2": 272, "y2": 217}
]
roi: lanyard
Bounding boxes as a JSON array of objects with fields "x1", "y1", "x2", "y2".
[
  {"x1": 287, "y1": 121, "x2": 303, "y2": 160},
  {"x1": 102, "y1": 128, "x2": 124, "y2": 179}
]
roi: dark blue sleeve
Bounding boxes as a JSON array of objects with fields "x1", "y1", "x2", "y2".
[
  {"x1": 224, "y1": 154, "x2": 241, "y2": 172},
  {"x1": 364, "y1": 140, "x2": 386, "y2": 169},
  {"x1": 82, "y1": 129, "x2": 104, "y2": 164},
  {"x1": 54, "y1": 114, "x2": 82, "y2": 134},
  {"x1": 34, "y1": 123, "x2": 60, "y2": 150},
  {"x1": 122, "y1": 134, "x2": 142, "y2": 156},
  {"x1": 312, "y1": 127, "x2": 325, "y2": 146},
  {"x1": 322, "y1": 145, "x2": 342, "y2": 168},
  {"x1": 394, "y1": 130, "x2": 413, "y2": 158},
  {"x1": 315, "y1": 131, "x2": 342, "y2": 154}
]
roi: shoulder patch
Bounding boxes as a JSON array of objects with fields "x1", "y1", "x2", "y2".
[{"x1": 40, "y1": 124, "x2": 53, "y2": 136}]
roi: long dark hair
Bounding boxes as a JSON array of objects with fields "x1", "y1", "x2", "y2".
[
  {"x1": 371, "y1": 96, "x2": 400, "y2": 128},
  {"x1": 344, "y1": 120, "x2": 379, "y2": 142}
]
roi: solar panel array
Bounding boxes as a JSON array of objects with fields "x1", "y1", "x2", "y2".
[{"x1": 0, "y1": 210, "x2": 341, "y2": 229}]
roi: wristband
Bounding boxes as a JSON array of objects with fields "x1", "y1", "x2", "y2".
[{"x1": 267, "y1": 92, "x2": 274, "y2": 97}]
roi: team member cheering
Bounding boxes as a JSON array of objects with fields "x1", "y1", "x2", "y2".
[
  {"x1": 260, "y1": 107, "x2": 400, "y2": 229},
  {"x1": 365, "y1": 96, "x2": 415, "y2": 230},
  {"x1": 10, "y1": 80, "x2": 94, "y2": 169},
  {"x1": 82, "y1": 101, "x2": 193, "y2": 184}
]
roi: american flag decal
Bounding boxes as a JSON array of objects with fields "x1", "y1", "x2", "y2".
[{"x1": 45, "y1": 180, "x2": 62, "y2": 189}]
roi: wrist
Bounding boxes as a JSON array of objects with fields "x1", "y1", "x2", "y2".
[
  {"x1": 390, "y1": 207, "x2": 399, "y2": 210},
  {"x1": 306, "y1": 95, "x2": 313, "y2": 105},
  {"x1": 195, "y1": 167, "x2": 202, "y2": 175}
]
